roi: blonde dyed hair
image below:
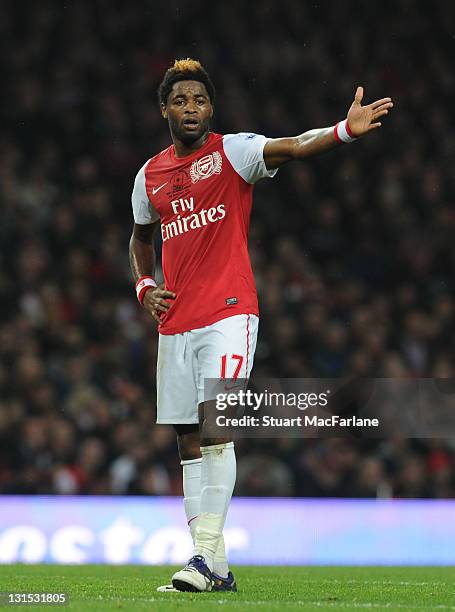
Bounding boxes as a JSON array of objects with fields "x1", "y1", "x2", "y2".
[{"x1": 171, "y1": 58, "x2": 203, "y2": 73}]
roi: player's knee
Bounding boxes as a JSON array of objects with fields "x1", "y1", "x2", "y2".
[
  {"x1": 175, "y1": 426, "x2": 201, "y2": 461},
  {"x1": 178, "y1": 437, "x2": 201, "y2": 461}
]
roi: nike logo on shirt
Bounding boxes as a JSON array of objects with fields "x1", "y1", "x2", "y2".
[{"x1": 152, "y1": 182, "x2": 168, "y2": 195}]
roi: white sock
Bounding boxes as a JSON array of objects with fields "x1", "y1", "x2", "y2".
[
  {"x1": 181, "y1": 457, "x2": 230, "y2": 578},
  {"x1": 213, "y1": 536, "x2": 229, "y2": 578},
  {"x1": 181, "y1": 457, "x2": 202, "y2": 541},
  {"x1": 193, "y1": 442, "x2": 236, "y2": 572}
]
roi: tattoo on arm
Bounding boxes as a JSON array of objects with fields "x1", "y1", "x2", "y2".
[{"x1": 264, "y1": 127, "x2": 338, "y2": 169}]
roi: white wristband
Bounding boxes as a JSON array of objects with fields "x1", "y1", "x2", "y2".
[
  {"x1": 334, "y1": 119, "x2": 357, "y2": 143},
  {"x1": 136, "y1": 276, "x2": 157, "y2": 304}
]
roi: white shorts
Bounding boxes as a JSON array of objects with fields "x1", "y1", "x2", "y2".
[{"x1": 156, "y1": 314, "x2": 259, "y2": 424}]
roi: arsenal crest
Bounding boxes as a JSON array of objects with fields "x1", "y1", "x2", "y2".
[{"x1": 190, "y1": 151, "x2": 222, "y2": 183}]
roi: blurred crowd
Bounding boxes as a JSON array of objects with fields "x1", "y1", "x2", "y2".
[{"x1": 1, "y1": 0, "x2": 455, "y2": 498}]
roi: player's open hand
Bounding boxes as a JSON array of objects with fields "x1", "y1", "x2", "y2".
[
  {"x1": 346, "y1": 86, "x2": 394, "y2": 137},
  {"x1": 143, "y1": 283, "x2": 176, "y2": 324}
]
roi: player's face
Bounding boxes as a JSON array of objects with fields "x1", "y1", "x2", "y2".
[{"x1": 161, "y1": 80, "x2": 213, "y2": 145}]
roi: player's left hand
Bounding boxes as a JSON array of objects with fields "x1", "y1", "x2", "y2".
[{"x1": 347, "y1": 86, "x2": 394, "y2": 137}]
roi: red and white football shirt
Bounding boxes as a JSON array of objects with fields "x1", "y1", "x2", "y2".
[{"x1": 131, "y1": 132, "x2": 277, "y2": 335}]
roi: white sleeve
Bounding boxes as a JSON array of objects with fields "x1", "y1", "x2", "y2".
[
  {"x1": 131, "y1": 161, "x2": 159, "y2": 224},
  {"x1": 223, "y1": 133, "x2": 279, "y2": 184}
]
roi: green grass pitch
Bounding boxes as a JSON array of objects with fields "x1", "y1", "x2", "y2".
[{"x1": 0, "y1": 565, "x2": 454, "y2": 611}]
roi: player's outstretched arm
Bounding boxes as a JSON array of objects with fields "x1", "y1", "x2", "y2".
[
  {"x1": 129, "y1": 221, "x2": 175, "y2": 324},
  {"x1": 263, "y1": 86, "x2": 393, "y2": 169}
]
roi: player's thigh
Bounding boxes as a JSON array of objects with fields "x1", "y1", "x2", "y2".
[{"x1": 156, "y1": 332, "x2": 199, "y2": 425}]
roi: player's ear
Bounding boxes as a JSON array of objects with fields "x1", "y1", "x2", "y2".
[
  {"x1": 160, "y1": 102, "x2": 167, "y2": 119},
  {"x1": 209, "y1": 104, "x2": 214, "y2": 119}
]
